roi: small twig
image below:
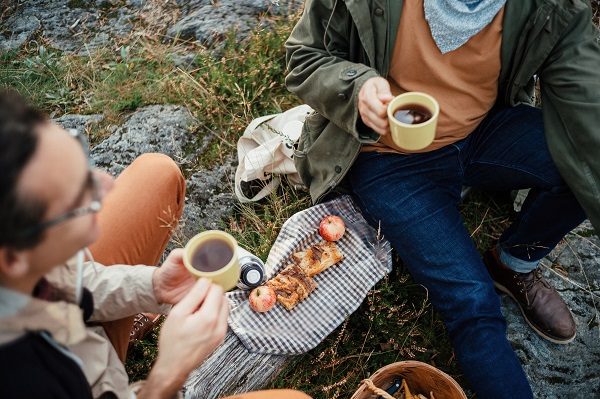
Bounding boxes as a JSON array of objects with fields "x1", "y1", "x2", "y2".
[{"x1": 470, "y1": 207, "x2": 489, "y2": 238}]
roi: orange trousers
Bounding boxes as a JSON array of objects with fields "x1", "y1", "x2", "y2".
[{"x1": 89, "y1": 154, "x2": 310, "y2": 399}]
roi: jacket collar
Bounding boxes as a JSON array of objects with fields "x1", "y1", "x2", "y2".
[{"x1": 0, "y1": 288, "x2": 87, "y2": 347}]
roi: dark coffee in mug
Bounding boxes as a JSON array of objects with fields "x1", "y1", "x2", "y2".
[
  {"x1": 191, "y1": 238, "x2": 234, "y2": 272},
  {"x1": 393, "y1": 103, "x2": 433, "y2": 125}
]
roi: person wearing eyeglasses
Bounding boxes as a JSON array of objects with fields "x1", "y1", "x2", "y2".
[{"x1": 0, "y1": 90, "x2": 311, "y2": 399}]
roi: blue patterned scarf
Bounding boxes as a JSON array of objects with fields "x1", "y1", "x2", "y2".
[{"x1": 424, "y1": 0, "x2": 507, "y2": 54}]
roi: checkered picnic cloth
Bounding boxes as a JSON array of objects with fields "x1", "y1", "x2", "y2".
[{"x1": 226, "y1": 195, "x2": 392, "y2": 355}]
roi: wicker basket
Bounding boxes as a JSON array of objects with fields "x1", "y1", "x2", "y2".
[{"x1": 351, "y1": 361, "x2": 467, "y2": 399}]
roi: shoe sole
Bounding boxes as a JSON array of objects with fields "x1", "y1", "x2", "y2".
[{"x1": 493, "y1": 281, "x2": 576, "y2": 345}]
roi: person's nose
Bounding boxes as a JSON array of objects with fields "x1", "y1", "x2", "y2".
[{"x1": 94, "y1": 169, "x2": 115, "y2": 199}]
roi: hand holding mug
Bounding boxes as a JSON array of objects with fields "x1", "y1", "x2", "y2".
[
  {"x1": 358, "y1": 77, "x2": 394, "y2": 136},
  {"x1": 139, "y1": 278, "x2": 229, "y2": 399},
  {"x1": 156, "y1": 279, "x2": 228, "y2": 374},
  {"x1": 152, "y1": 249, "x2": 197, "y2": 305}
]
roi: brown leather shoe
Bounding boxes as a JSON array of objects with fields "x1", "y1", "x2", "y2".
[
  {"x1": 483, "y1": 247, "x2": 576, "y2": 344},
  {"x1": 129, "y1": 313, "x2": 161, "y2": 347}
]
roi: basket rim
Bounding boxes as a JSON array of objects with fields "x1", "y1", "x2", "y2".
[{"x1": 356, "y1": 361, "x2": 467, "y2": 399}]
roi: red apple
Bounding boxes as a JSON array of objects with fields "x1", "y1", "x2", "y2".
[
  {"x1": 248, "y1": 286, "x2": 277, "y2": 312},
  {"x1": 319, "y1": 215, "x2": 346, "y2": 241}
]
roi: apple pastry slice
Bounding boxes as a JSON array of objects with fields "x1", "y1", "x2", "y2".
[
  {"x1": 266, "y1": 264, "x2": 317, "y2": 311},
  {"x1": 292, "y1": 241, "x2": 344, "y2": 277}
]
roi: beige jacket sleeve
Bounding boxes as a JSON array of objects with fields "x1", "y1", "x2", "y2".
[{"x1": 46, "y1": 255, "x2": 171, "y2": 322}]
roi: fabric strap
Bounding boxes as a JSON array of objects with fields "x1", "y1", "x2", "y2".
[{"x1": 423, "y1": 0, "x2": 506, "y2": 54}]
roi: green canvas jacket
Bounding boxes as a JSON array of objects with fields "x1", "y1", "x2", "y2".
[{"x1": 285, "y1": 0, "x2": 600, "y2": 230}]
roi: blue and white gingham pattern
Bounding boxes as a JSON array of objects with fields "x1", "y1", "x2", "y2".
[{"x1": 226, "y1": 195, "x2": 392, "y2": 355}]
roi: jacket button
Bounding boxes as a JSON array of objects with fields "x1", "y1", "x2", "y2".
[
  {"x1": 346, "y1": 69, "x2": 357, "y2": 77},
  {"x1": 375, "y1": 8, "x2": 384, "y2": 16},
  {"x1": 337, "y1": 93, "x2": 348, "y2": 100},
  {"x1": 335, "y1": 165, "x2": 342, "y2": 173}
]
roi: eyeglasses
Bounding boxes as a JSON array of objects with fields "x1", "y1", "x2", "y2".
[
  {"x1": 17, "y1": 130, "x2": 102, "y2": 238},
  {"x1": 18, "y1": 170, "x2": 102, "y2": 238}
]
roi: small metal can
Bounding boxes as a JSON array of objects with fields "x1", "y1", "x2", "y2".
[{"x1": 236, "y1": 246, "x2": 266, "y2": 290}]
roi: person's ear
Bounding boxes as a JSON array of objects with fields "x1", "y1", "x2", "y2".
[{"x1": 0, "y1": 247, "x2": 30, "y2": 279}]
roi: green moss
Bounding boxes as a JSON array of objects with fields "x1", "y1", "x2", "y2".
[{"x1": 67, "y1": 0, "x2": 87, "y2": 9}]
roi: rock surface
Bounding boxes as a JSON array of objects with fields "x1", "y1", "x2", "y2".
[
  {"x1": 1, "y1": 0, "x2": 136, "y2": 55},
  {"x1": 166, "y1": 0, "x2": 303, "y2": 46},
  {"x1": 1, "y1": 0, "x2": 303, "y2": 54},
  {"x1": 0, "y1": 14, "x2": 41, "y2": 51},
  {"x1": 91, "y1": 104, "x2": 196, "y2": 174},
  {"x1": 506, "y1": 222, "x2": 600, "y2": 398}
]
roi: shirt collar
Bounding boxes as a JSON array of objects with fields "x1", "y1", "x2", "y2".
[
  {"x1": 0, "y1": 286, "x2": 31, "y2": 318},
  {"x1": 0, "y1": 286, "x2": 87, "y2": 347}
]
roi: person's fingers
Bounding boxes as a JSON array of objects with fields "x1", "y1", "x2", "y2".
[
  {"x1": 363, "y1": 96, "x2": 386, "y2": 114},
  {"x1": 219, "y1": 294, "x2": 230, "y2": 321},
  {"x1": 372, "y1": 78, "x2": 394, "y2": 102},
  {"x1": 363, "y1": 115, "x2": 383, "y2": 130},
  {"x1": 214, "y1": 297, "x2": 229, "y2": 336},
  {"x1": 212, "y1": 297, "x2": 230, "y2": 343},
  {"x1": 170, "y1": 278, "x2": 211, "y2": 315},
  {"x1": 183, "y1": 289, "x2": 227, "y2": 348},
  {"x1": 367, "y1": 101, "x2": 389, "y2": 122},
  {"x1": 361, "y1": 106, "x2": 387, "y2": 131},
  {"x1": 361, "y1": 78, "x2": 392, "y2": 105},
  {"x1": 371, "y1": 95, "x2": 390, "y2": 118},
  {"x1": 166, "y1": 248, "x2": 184, "y2": 263},
  {"x1": 194, "y1": 283, "x2": 225, "y2": 317},
  {"x1": 363, "y1": 114, "x2": 388, "y2": 133},
  {"x1": 373, "y1": 120, "x2": 389, "y2": 135}
]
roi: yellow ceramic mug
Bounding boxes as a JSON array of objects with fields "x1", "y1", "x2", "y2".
[
  {"x1": 182, "y1": 230, "x2": 240, "y2": 291},
  {"x1": 387, "y1": 92, "x2": 440, "y2": 151}
]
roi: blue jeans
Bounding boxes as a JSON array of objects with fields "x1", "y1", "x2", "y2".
[{"x1": 348, "y1": 105, "x2": 586, "y2": 398}]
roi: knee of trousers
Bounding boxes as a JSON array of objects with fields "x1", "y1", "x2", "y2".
[
  {"x1": 434, "y1": 280, "x2": 506, "y2": 336},
  {"x1": 129, "y1": 153, "x2": 186, "y2": 198}
]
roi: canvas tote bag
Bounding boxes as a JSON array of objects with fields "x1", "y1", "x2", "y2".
[{"x1": 235, "y1": 104, "x2": 312, "y2": 202}]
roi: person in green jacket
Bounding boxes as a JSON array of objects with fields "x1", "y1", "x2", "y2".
[{"x1": 285, "y1": 0, "x2": 600, "y2": 397}]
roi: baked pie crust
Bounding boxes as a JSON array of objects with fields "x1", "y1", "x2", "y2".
[
  {"x1": 266, "y1": 264, "x2": 317, "y2": 311},
  {"x1": 292, "y1": 241, "x2": 344, "y2": 277},
  {"x1": 264, "y1": 240, "x2": 344, "y2": 311}
]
